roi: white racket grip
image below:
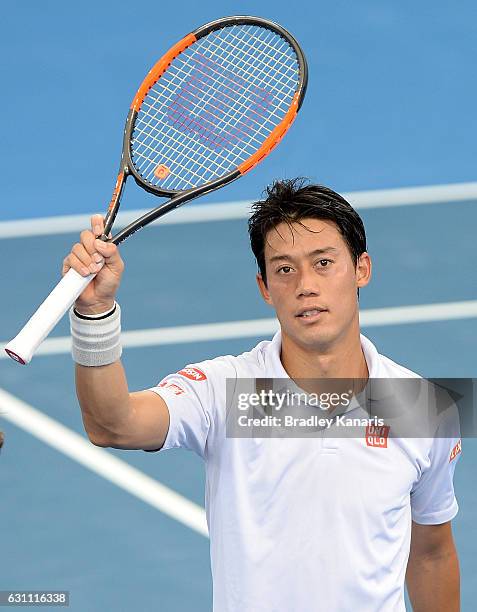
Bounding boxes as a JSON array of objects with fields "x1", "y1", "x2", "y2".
[{"x1": 5, "y1": 268, "x2": 97, "y2": 364}]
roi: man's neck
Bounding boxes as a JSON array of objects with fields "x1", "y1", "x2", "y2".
[{"x1": 280, "y1": 325, "x2": 369, "y2": 380}]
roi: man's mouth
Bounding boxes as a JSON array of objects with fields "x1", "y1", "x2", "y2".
[{"x1": 296, "y1": 308, "x2": 327, "y2": 320}]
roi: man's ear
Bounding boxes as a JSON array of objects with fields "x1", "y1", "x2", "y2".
[
  {"x1": 256, "y1": 273, "x2": 274, "y2": 306},
  {"x1": 356, "y1": 252, "x2": 372, "y2": 289}
]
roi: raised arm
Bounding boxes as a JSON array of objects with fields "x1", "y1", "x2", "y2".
[{"x1": 63, "y1": 215, "x2": 169, "y2": 450}]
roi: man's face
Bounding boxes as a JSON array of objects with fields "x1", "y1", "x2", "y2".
[{"x1": 257, "y1": 218, "x2": 371, "y2": 350}]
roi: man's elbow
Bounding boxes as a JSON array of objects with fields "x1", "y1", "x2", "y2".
[
  {"x1": 83, "y1": 418, "x2": 128, "y2": 448},
  {"x1": 87, "y1": 430, "x2": 114, "y2": 447},
  {"x1": 86, "y1": 427, "x2": 139, "y2": 450},
  {"x1": 84, "y1": 423, "x2": 122, "y2": 448}
]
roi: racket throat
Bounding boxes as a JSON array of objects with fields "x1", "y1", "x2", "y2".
[
  {"x1": 111, "y1": 170, "x2": 240, "y2": 245},
  {"x1": 104, "y1": 171, "x2": 127, "y2": 237}
]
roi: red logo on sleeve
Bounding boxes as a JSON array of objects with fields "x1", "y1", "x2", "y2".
[
  {"x1": 158, "y1": 381, "x2": 186, "y2": 396},
  {"x1": 178, "y1": 367, "x2": 207, "y2": 382},
  {"x1": 365, "y1": 425, "x2": 390, "y2": 448},
  {"x1": 449, "y1": 439, "x2": 462, "y2": 462}
]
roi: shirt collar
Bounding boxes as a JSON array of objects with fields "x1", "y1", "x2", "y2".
[
  {"x1": 267, "y1": 330, "x2": 382, "y2": 379},
  {"x1": 266, "y1": 331, "x2": 384, "y2": 414}
]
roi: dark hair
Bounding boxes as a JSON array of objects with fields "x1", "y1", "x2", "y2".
[{"x1": 248, "y1": 178, "x2": 367, "y2": 285}]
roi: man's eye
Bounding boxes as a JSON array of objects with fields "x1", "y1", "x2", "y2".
[
  {"x1": 317, "y1": 259, "x2": 332, "y2": 267},
  {"x1": 278, "y1": 266, "x2": 293, "y2": 274}
]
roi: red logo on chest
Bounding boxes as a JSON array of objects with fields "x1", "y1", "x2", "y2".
[
  {"x1": 365, "y1": 425, "x2": 390, "y2": 448},
  {"x1": 178, "y1": 367, "x2": 207, "y2": 381}
]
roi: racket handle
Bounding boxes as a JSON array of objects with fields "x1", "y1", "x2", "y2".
[{"x1": 4, "y1": 268, "x2": 96, "y2": 364}]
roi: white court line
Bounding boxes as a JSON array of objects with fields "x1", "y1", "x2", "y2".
[
  {"x1": 0, "y1": 202, "x2": 250, "y2": 239},
  {"x1": 1, "y1": 181, "x2": 476, "y2": 239},
  {"x1": 0, "y1": 386, "x2": 208, "y2": 537},
  {"x1": 2, "y1": 300, "x2": 476, "y2": 359}
]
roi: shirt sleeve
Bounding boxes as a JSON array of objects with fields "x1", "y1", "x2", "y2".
[
  {"x1": 410, "y1": 403, "x2": 462, "y2": 525},
  {"x1": 148, "y1": 360, "x2": 229, "y2": 459}
]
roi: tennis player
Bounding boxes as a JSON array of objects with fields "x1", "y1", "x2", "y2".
[{"x1": 65, "y1": 179, "x2": 461, "y2": 611}]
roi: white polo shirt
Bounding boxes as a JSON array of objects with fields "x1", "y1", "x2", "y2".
[{"x1": 150, "y1": 333, "x2": 461, "y2": 612}]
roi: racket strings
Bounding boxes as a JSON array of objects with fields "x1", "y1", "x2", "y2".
[
  {"x1": 192, "y1": 36, "x2": 295, "y2": 107},
  {"x1": 144, "y1": 88, "x2": 267, "y2": 147},
  {"x1": 165, "y1": 66, "x2": 266, "y2": 151},
  {"x1": 157, "y1": 32, "x2": 296, "y2": 117},
  {"x1": 152, "y1": 27, "x2": 297, "y2": 132},
  {"x1": 140, "y1": 57, "x2": 287, "y2": 143},
  {"x1": 133, "y1": 122, "x2": 231, "y2": 186},
  {"x1": 166, "y1": 51, "x2": 292, "y2": 123},
  {"x1": 138, "y1": 71, "x2": 273, "y2": 155},
  {"x1": 202, "y1": 30, "x2": 298, "y2": 97},
  {"x1": 171, "y1": 55, "x2": 274, "y2": 126},
  {"x1": 136, "y1": 75, "x2": 258, "y2": 179},
  {"x1": 131, "y1": 24, "x2": 300, "y2": 191},
  {"x1": 133, "y1": 26, "x2": 298, "y2": 185},
  {"x1": 139, "y1": 55, "x2": 285, "y2": 157},
  {"x1": 134, "y1": 70, "x2": 286, "y2": 188}
]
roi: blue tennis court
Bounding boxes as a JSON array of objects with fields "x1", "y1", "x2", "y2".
[{"x1": 1, "y1": 0, "x2": 476, "y2": 610}]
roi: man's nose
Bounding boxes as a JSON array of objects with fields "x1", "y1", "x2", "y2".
[{"x1": 296, "y1": 267, "x2": 320, "y2": 297}]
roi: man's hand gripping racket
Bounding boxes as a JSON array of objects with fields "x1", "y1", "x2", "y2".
[{"x1": 5, "y1": 15, "x2": 307, "y2": 364}]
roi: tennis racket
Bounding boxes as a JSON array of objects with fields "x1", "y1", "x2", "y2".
[{"x1": 5, "y1": 15, "x2": 307, "y2": 364}]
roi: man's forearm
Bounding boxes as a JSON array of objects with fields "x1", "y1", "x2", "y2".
[
  {"x1": 76, "y1": 360, "x2": 132, "y2": 445},
  {"x1": 406, "y1": 547, "x2": 460, "y2": 612}
]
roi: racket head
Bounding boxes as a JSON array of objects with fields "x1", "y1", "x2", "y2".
[{"x1": 122, "y1": 16, "x2": 308, "y2": 198}]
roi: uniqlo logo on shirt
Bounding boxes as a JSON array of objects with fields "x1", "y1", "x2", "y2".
[
  {"x1": 178, "y1": 367, "x2": 207, "y2": 381},
  {"x1": 449, "y1": 439, "x2": 462, "y2": 462},
  {"x1": 365, "y1": 425, "x2": 390, "y2": 448},
  {"x1": 158, "y1": 381, "x2": 186, "y2": 396}
]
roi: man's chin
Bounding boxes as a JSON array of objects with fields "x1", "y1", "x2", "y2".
[{"x1": 285, "y1": 321, "x2": 336, "y2": 350}]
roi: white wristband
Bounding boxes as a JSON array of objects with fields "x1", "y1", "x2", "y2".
[{"x1": 70, "y1": 302, "x2": 122, "y2": 366}]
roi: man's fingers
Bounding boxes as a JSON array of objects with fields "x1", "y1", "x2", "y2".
[
  {"x1": 64, "y1": 253, "x2": 92, "y2": 277},
  {"x1": 80, "y1": 229, "x2": 98, "y2": 256},
  {"x1": 72, "y1": 242, "x2": 102, "y2": 272},
  {"x1": 64, "y1": 221, "x2": 123, "y2": 287},
  {"x1": 94, "y1": 239, "x2": 120, "y2": 260},
  {"x1": 91, "y1": 214, "x2": 105, "y2": 238},
  {"x1": 94, "y1": 239, "x2": 124, "y2": 276},
  {"x1": 62, "y1": 257, "x2": 71, "y2": 276},
  {"x1": 71, "y1": 243, "x2": 104, "y2": 274}
]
